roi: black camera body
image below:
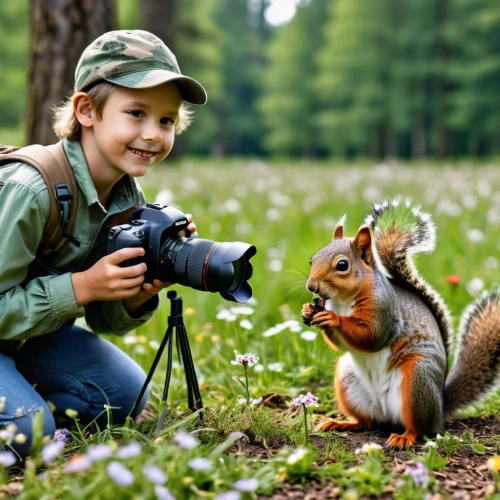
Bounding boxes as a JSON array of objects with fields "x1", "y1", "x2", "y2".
[{"x1": 107, "y1": 203, "x2": 256, "y2": 303}]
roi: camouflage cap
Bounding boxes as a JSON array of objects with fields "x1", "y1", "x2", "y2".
[{"x1": 75, "y1": 30, "x2": 207, "y2": 105}]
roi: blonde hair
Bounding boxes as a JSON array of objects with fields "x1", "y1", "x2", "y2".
[{"x1": 52, "y1": 82, "x2": 192, "y2": 140}]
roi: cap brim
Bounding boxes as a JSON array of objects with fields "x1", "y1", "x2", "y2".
[{"x1": 105, "y1": 69, "x2": 207, "y2": 105}]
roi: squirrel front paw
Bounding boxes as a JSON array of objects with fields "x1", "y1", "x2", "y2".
[
  {"x1": 310, "y1": 310, "x2": 340, "y2": 330},
  {"x1": 301, "y1": 302, "x2": 315, "y2": 326}
]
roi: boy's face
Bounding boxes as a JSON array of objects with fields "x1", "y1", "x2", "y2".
[{"x1": 90, "y1": 82, "x2": 182, "y2": 180}]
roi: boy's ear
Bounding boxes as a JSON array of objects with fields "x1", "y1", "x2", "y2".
[
  {"x1": 351, "y1": 225, "x2": 373, "y2": 266},
  {"x1": 72, "y1": 92, "x2": 94, "y2": 128}
]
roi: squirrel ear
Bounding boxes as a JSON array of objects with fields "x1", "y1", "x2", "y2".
[
  {"x1": 332, "y1": 215, "x2": 346, "y2": 240},
  {"x1": 333, "y1": 224, "x2": 344, "y2": 240},
  {"x1": 351, "y1": 226, "x2": 374, "y2": 266}
]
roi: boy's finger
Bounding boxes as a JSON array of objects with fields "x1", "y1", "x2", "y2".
[{"x1": 108, "y1": 247, "x2": 145, "y2": 265}]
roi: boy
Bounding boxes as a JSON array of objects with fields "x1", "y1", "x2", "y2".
[{"x1": 0, "y1": 30, "x2": 206, "y2": 458}]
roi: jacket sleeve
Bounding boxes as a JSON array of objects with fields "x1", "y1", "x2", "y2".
[{"x1": 0, "y1": 175, "x2": 85, "y2": 341}]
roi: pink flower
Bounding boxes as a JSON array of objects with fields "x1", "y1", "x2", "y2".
[{"x1": 289, "y1": 392, "x2": 320, "y2": 412}]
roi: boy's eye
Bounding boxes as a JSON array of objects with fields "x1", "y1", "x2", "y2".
[
  {"x1": 160, "y1": 117, "x2": 175, "y2": 126},
  {"x1": 335, "y1": 259, "x2": 349, "y2": 272},
  {"x1": 128, "y1": 110, "x2": 143, "y2": 118}
]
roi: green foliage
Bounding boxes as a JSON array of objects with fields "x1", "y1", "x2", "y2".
[{"x1": 259, "y1": 0, "x2": 327, "y2": 157}]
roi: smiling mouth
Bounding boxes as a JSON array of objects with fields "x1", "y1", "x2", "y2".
[{"x1": 128, "y1": 147, "x2": 157, "y2": 158}]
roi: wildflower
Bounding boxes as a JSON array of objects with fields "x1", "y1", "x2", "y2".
[
  {"x1": 87, "y1": 443, "x2": 113, "y2": 462},
  {"x1": 233, "y1": 478, "x2": 259, "y2": 492},
  {"x1": 487, "y1": 456, "x2": 500, "y2": 472},
  {"x1": 406, "y1": 462, "x2": 430, "y2": 487},
  {"x1": 64, "y1": 455, "x2": 93, "y2": 473},
  {"x1": 287, "y1": 447, "x2": 308, "y2": 464},
  {"x1": 65, "y1": 409, "x2": 78, "y2": 419},
  {"x1": 0, "y1": 451, "x2": 16, "y2": 467},
  {"x1": 424, "y1": 440, "x2": 437, "y2": 448},
  {"x1": 289, "y1": 392, "x2": 320, "y2": 412},
  {"x1": 42, "y1": 440, "x2": 65, "y2": 464},
  {"x1": 355, "y1": 442, "x2": 383, "y2": 455},
  {"x1": 155, "y1": 485, "x2": 175, "y2": 500},
  {"x1": 215, "y1": 492, "x2": 241, "y2": 500},
  {"x1": 446, "y1": 275, "x2": 460, "y2": 285},
  {"x1": 107, "y1": 461, "x2": 135, "y2": 486},
  {"x1": 300, "y1": 331, "x2": 317, "y2": 341},
  {"x1": 268, "y1": 362, "x2": 283, "y2": 372},
  {"x1": 5, "y1": 424, "x2": 16, "y2": 435},
  {"x1": 116, "y1": 440, "x2": 142, "y2": 459},
  {"x1": 188, "y1": 457, "x2": 212, "y2": 472},
  {"x1": 143, "y1": 463, "x2": 167, "y2": 485},
  {"x1": 216, "y1": 310, "x2": 237, "y2": 322},
  {"x1": 466, "y1": 278, "x2": 485, "y2": 297},
  {"x1": 173, "y1": 429, "x2": 199, "y2": 450},
  {"x1": 230, "y1": 306, "x2": 254, "y2": 316},
  {"x1": 239, "y1": 319, "x2": 253, "y2": 330},
  {"x1": 53, "y1": 428, "x2": 72, "y2": 443},
  {"x1": 232, "y1": 351, "x2": 259, "y2": 367},
  {"x1": 14, "y1": 433, "x2": 27, "y2": 444}
]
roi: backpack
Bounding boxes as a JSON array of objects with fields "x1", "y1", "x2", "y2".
[{"x1": 0, "y1": 141, "x2": 79, "y2": 261}]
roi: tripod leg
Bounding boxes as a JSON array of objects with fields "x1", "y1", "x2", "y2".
[
  {"x1": 130, "y1": 325, "x2": 173, "y2": 418},
  {"x1": 177, "y1": 323, "x2": 203, "y2": 414},
  {"x1": 155, "y1": 326, "x2": 175, "y2": 437}
]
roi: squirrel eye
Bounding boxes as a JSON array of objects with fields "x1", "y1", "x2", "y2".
[{"x1": 336, "y1": 259, "x2": 349, "y2": 272}]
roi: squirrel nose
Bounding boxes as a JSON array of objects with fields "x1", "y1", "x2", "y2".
[{"x1": 306, "y1": 279, "x2": 319, "y2": 294}]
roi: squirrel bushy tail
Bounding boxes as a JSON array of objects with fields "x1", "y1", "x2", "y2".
[
  {"x1": 444, "y1": 288, "x2": 500, "y2": 419},
  {"x1": 363, "y1": 199, "x2": 453, "y2": 355}
]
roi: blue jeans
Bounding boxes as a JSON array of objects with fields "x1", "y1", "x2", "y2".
[{"x1": 0, "y1": 325, "x2": 149, "y2": 458}]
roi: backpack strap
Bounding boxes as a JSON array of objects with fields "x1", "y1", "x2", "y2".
[{"x1": 0, "y1": 141, "x2": 79, "y2": 259}]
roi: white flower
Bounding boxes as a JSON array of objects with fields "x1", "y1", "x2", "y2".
[
  {"x1": 239, "y1": 319, "x2": 253, "y2": 330},
  {"x1": 116, "y1": 440, "x2": 142, "y2": 459},
  {"x1": 358, "y1": 442, "x2": 383, "y2": 454},
  {"x1": 287, "y1": 447, "x2": 308, "y2": 464},
  {"x1": 123, "y1": 335, "x2": 138, "y2": 345},
  {"x1": 268, "y1": 362, "x2": 283, "y2": 372},
  {"x1": 466, "y1": 229, "x2": 485, "y2": 243},
  {"x1": 87, "y1": 443, "x2": 113, "y2": 462},
  {"x1": 14, "y1": 433, "x2": 27, "y2": 444},
  {"x1": 267, "y1": 259, "x2": 283, "y2": 272},
  {"x1": 143, "y1": 463, "x2": 167, "y2": 485},
  {"x1": 216, "y1": 310, "x2": 237, "y2": 322},
  {"x1": 233, "y1": 478, "x2": 259, "y2": 492},
  {"x1": 154, "y1": 188, "x2": 175, "y2": 205},
  {"x1": 223, "y1": 199, "x2": 241, "y2": 213},
  {"x1": 300, "y1": 331, "x2": 317, "y2": 341},
  {"x1": 424, "y1": 440, "x2": 437, "y2": 448},
  {"x1": 188, "y1": 457, "x2": 212, "y2": 471},
  {"x1": 42, "y1": 441, "x2": 65, "y2": 464},
  {"x1": 173, "y1": 429, "x2": 199, "y2": 450},
  {"x1": 465, "y1": 278, "x2": 485, "y2": 296},
  {"x1": 107, "y1": 461, "x2": 135, "y2": 486},
  {"x1": 253, "y1": 363, "x2": 264, "y2": 372},
  {"x1": 64, "y1": 455, "x2": 93, "y2": 473},
  {"x1": 155, "y1": 485, "x2": 175, "y2": 500},
  {"x1": 0, "y1": 451, "x2": 16, "y2": 467}
]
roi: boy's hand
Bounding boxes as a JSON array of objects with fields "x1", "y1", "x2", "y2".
[
  {"x1": 123, "y1": 278, "x2": 171, "y2": 315},
  {"x1": 184, "y1": 213, "x2": 196, "y2": 235},
  {"x1": 71, "y1": 248, "x2": 148, "y2": 307}
]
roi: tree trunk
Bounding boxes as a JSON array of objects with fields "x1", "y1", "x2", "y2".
[
  {"x1": 26, "y1": 0, "x2": 114, "y2": 145},
  {"x1": 142, "y1": 0, "x2": 176, "y2": 51}
]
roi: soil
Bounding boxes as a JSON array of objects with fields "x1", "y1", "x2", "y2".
[{"x1": 251, "y1": 415, "x2": 500, "y2": 500}]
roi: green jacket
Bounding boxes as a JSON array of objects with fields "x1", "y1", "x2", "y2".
[{"x1": 0, "y1": 138, "x2": 158, "y2": 343}]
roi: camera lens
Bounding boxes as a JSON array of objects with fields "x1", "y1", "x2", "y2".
[{"x1": 159, "y1": 237, "x2": 256, "y2": 303}]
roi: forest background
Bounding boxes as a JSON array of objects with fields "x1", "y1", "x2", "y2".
[{"x1": 2, "y1": 0, "x2": 500, "y2": 160}]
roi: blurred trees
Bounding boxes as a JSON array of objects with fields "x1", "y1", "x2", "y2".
[{"x1": 2, "y1": 0, "x2": 500, "y2": 158}]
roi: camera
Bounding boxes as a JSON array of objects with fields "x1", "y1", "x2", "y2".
[{"x1": 107, "y1": 203, "x2": 257, "y2": 303}]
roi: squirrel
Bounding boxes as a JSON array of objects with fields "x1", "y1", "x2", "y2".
[{"x1": 301, "y1": 199, "x2": 500, "y2": 448}]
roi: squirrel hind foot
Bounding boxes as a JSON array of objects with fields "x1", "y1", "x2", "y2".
[
  {"x1": 315, "y1": 418, "x2": 369, "y2": 433},
  {"x1": 387, "y1": 429, "x2": 419, "y2": 449}
]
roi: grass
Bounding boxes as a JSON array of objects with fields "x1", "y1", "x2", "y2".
[{"x1": 3, "y1": 158, "x2": 500, "y2": 498}]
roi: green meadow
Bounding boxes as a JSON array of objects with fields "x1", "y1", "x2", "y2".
[{"x1": 4, "y1": 159, "x2": 500, "y2": 498}]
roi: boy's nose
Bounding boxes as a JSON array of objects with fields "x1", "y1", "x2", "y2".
[{"x1": 142, "y1": 122, "x2": 161, "y2": 143}]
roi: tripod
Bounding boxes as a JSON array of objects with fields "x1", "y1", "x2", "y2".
[{"x1": 131, "y1": 290, "x2": 203, "y2": 437}]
